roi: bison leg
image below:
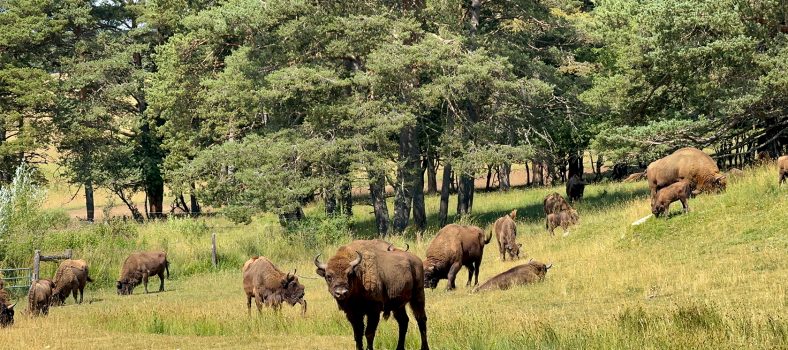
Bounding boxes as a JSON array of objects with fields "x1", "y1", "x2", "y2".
[
  {"x1": 680, "y1": 197, "x2": 689, "y2": 213},
  {"x1": 346, "y1": 312, "x2": 365, "y2": 350},
  {"x1": 447, "y1": 262, "x2": 462, "y2": 290},
  {"x1": 365, "y1": 312, "x2": 380, "y2": 350},
  {"x1": 72, "y1": 287, "x2": 79, "y2": 304},
  {"x1": 143, "y1": 272, "x2": 150, "y2": 294},
  {"x1": 465, "y1": 263, "x2": 474, "y2": 287},
  {"x1": 254, "y1": 293, "x2": 264, "y2": 313},
  {"x1": 246, "y1": 295, "x2": 252, "y2": 315},
  {"x1": 79, "y1": 285, "x2": 85, "y2": 304},
  {"x1": 473, "y1": 260, "x2": 481, "y2": 286},
  {"x1": 393, "y1": 308, "x2": 409, "y2": 350},
  {"x1": 158, "y1": 271, "x2": 165, "y2": 292},
  {"x1": 409, "y1": 296, "x2": 429, "y2": 350}
]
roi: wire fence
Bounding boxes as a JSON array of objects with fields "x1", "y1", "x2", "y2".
[{"x1": 0, "y1": 267, "x2": 32, "y2": 297}]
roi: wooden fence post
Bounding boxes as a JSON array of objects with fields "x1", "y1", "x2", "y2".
[
  {"x1": 65, "y1": 249, "x2": 73, "y2": 259},
  {"x1": 33, "y1": 250, "x2": 41, "y2": 281},
  {"x1": 211, "y1": 233, "x2": 218, "y2": 268}
]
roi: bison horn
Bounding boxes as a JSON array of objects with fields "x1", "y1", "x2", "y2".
[
  {"x1": 314, "y1": 254, "x2": 327, "y2": 270},
  {"x1": 404, "y1": 243, "x2": 409, "y2": 252},
  {"x1": 546, "y1": 263, "x2": 553, "y2": 269},
  {"x1": 349, "y1": 251, "x2": 362, "y2": 268},
  {"x1": 7, "y1": 303, "x2": 15, "y2": 310},
  {"x1": 528, "y1": 258, "x2": 533, "y2": 263},
  {"x1": 387, "y1": 244, "x2": 395, "y2": 251}
]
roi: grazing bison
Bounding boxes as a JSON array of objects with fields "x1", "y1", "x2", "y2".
[
  {"x1": 652, "y1": 180, "x2": 693, "y2": 217},
  {"x1": 28, "y1": 279, "x2": 54, "y2": 316},
  {"x1": 546, "y1": 210, "x2": 579, "y2": 236},
  {"x1": 543, "y1": 192, "x2": 572, "y2": 215},
  {"x1": 52, "y1": 259, "x2": 93, "y2": 305},
  {"x1": 493, "y1": 210, "x2": 522, "y2": 261},
  {"x1": 647, "y1": 147, "x2": 726, "y2": 205},
  {"x1": 242, "y1": 256, "x2": 306, "y2": 315},
  {"x1": 315, "y1": 241, "x2": 429, "y2": 350},
  {"x1": 424, "y1": 224, "x2": 492, "y2": 290},
  {"x1": 779, "y1": 156, "x2": 788, "y2": 185},
  {"x1": 565, "y1": 174, "x2": 587, "y2": 202},
  {"x1": 473, "y1": 260, "x2": 552, "y2": 292},
  {"x1": 117, "y1": 251, "x2": 170, "y2": 295}
]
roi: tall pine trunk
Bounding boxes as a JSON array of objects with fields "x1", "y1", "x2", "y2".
[
  {"x1": 190, "y1": 183, "x2": 201, "y2": 215},
  {"x1": 425, "y1": 155, "x2": 438, "y2": 195},
  {"x1": 369, "y1": 171, "x2": 390, "y2": 236},
  {"x1": 498, "y1": 163, "x2": 511, "y2": 191},
  {"x1": 340, "y1": 177, "x2": 353, "y2": 217},
  {"x1": 324, "y1": 187, "x2": 337, "y2": 216},
  {"x1": 413, "y1": 162, "x2": 426, "y2": 230},
  {"x1": 457, "y1": 173, "x2": 474, "y2": 216},
  {"x1": 85, "y1": 181, "x2": 95, "y2": 222},
  {"x1": 393, "y1": 126, "x2": 415, "y2": 233},
  {"x1": 439, "y1": 163, "x2": 452, "y2": 226}
]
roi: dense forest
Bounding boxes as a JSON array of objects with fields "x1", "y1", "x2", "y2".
[{"x1": 1, "y1": 0, "x2": 786, "y2": 233}]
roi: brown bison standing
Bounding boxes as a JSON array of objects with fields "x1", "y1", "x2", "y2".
[
  {"x1": 117, "y1": 251, "x2": 170, "y2": 295},
  {"x1": 423, "y1": 224, "x2": 492, "y2": 290},
  {"x1": 493, "y1": 210, "x2": 522, "y2": 261},
  {"x1": 28, "y1": 279, "x2": 54, "y2": 316},
  {"x1": 778, "y1": 156, "x2": 788, "y2": 185},
  {"x1": 52, "y1": 259, "x2": 93, "y2": 305},
  {"x1": 242, "y1": 256, "x2": 306, "y2": 315},
  {"x1": 652, "y1": 180, "x2": 693, "y2": 217},
  {"x1": 473, "y1": 260, "x2": 552, "y2": 292},
  {"x1": 543, "y1": 192, "x2": 572, "y2": 215},
  {"x1": 647, "y1": 147, "x2": 726, "y2": 205},
  {"x1": 315, "y1": 240, "x2": 429, "y2": 350}
]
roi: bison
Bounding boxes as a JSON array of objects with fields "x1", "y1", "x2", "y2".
[
  {"x1": 242, "y1": 256, "x2": 306, "y2": 315},
  {"x1": 652, "y1": 180, "x2": 693, "y2": 217},
  {"x1": 424, "y1": 224, "x2": 492, "y2": 290},
  {"x1": 623, "y1": 172, "x2": 646, "y2": 183},
  {"x1": 565, "y1": 174, "x2": 587, "y2": 202},
  {"x1": 546, "y1": 209, "x2": 579, "y2": 236},
  {"x1": 493, "y1": 210, "x2": 522, "y2": 261},
  {"x1": 117, "y1": 251, "x2": 170, "y2": 295},
  {"x1": 52, "y1": 259, "x2": 93, "y2": 305},
  {"x1": 28, "y1": 279, "x2": 54, "y2": 316},
  {"x1": 647, "y1": 147, "x2": 726, "y2": 206},
  {"x1": 779, "y1": 156, "x2": 788, "y2": 185},
  {"x1": 315, "y1": 240, "x2": 429, "y2": 350},
  {"x1": 543, "y1": 192, "x2": 572, "y2": 215},
  {"x1": 0, "y1": 286, "x2": 14, "y2": 327},
  {"x1": 473, "y1": 260, "x2": 552, "y2": 292}
]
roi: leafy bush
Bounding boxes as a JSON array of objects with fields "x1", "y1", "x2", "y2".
[
  {"x1": 285, "y1": 214, "x2": 353, "y2": 249},
  {"x1": 0, "y1": 164, "x2": 48, "y2": 264}
]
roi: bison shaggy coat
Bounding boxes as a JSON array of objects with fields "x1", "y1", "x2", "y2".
[
  {"x1": 117, "y1": 251, "x2": 170, "y2": 295},
  {"x1": 652, "y1": 180, "x2": 693, "y2": 217},
  {"x1": 28, "y1": 279, "x2": 54, "y2": 316},
  {"x1": 647, "y1": 147, "x2": 726, "y2": 206},
  {"x1": 473, "y1": 260, "x2": 552, "y2": 292},
  {"x1": 493, "y1": 210, "x2": 522, "y2": 261},
  {"x1": 565, "y1": 174, "x2": 587, "y2": 202},
  {"x1": 543, "y1": 192, "x2": 572, "y2": 215},
  {"x1": 52, "y1": 259, "x2": 93, "y2": 305},
  {"x1": 315, "y1": 240, "x2": 429, "y2": 350},
  {"x1": 424, "y1": 224, "x2": 492, "y2": 290},
  {"x1": 242, "y1": 256, "x2": 306, "y2": 314},
  {"x1": 779, "y1": 156, "x2": 788, "y2": 185},
  {"x1": 0, "y1": 287, "x2": 13, "y2": 327},
  {"x1": 546, "y1": 210, "x2": 579, "y2": 236}
]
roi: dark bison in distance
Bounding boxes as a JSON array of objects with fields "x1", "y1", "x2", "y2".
[
  {"x1": 424, "y1": 224, "x2": 492, "y2": 290},
  {"x1": 242, "y1": 256, "x2": 306, "y2": 315},
  {"x1": 565, "y1": 174, "x2": 587, "y2": 202},
  {"x1": 315, "y1": 240, "x2": 429, "y2": 350},
  {"x1": 493, "y1": 210, "x2": 522, "y2": 261},
  {"x1": 473, "y1": 260, "x2": 552, "y2": 292},
  {"x1": 779, "y1": 156, "x2": 788, "y2": 185},
  {"x1": 543, "y1": 192, "x2": 572, "y2": 215},
  {"x1": 52, "y1": 259, "x2": 93, "y2": 305},
  {"x1": 647, "y1": 147, "x2": 726, "y2": 205},
  {"x1": 652, "y1": 180, "x2": 693, "y2": 217},
  {"x1": 28, "y1": 279, "x2": 54, "y2": 316},
  {"x1": 117, "y1": 251, "x2": 170, "y2": 295}
]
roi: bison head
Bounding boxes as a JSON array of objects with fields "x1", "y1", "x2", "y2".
[
  {"x1": 423, "y1": 265, "x2": 440, "y2": 290},
  {"x1": 117, "y1": 278, "x2": 139, "y2": 296},
  {"x1": 506, "y1": 243, "x2": 523, "y2": 259},
  {"x1": 281, "y1": 270, "x2": 306, "y2": 307},
  {"x1": 528, "y1": 260, "x2": 553, "y2": 281},
  {"x1": 0, "y1": 302, "x2": 14, "y2": 328},
  {"x1": 315, "y1": 252, "x2": 362, "y2": 301},
  {"x1": 712, "y1": 174, "x2": 727, "y2": 192}
]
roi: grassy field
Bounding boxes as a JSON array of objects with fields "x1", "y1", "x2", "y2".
[{"x1": 1, "y1": 165, "x2": 786, "y2": 349}]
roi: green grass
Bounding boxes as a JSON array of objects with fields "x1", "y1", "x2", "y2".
[{"x1": 1, "y1": 165, "x2": 787, "y2": 349}]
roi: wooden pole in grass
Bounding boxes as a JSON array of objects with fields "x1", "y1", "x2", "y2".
[
  {"x1": 32, "y1": 250, "x2": 41, "y2": 281},
  {"x1": 211, "y1": 233, "x2": 218, "y2": 268}
]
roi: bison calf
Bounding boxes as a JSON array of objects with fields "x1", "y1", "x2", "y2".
[
  {"x1": 493, "y1": 210, "x2": 521, "y2": 261},
  {"x1": 652, "y1": 180, "x2": 692, "y2": 217},
  {"x1": 52, "y1": 259, "x2": 93, "y2": 305},
  {"x1": 242, "y1": 256, "x2": 306, "y2": 315},
  {"x1": 473, "y1": 260, "x2": 552, "y2": 292},
  {"x1": 315, "y1": 240, "x2": 429, "y2": 350},
  {"x1": 0, "y1": 287, "x2": 14, "y2": 327},
  {"x1": 543, "y1": 192, "x2": 572, "y2": 215},
  {"x1": 28, "y1": 279, "x2": 54, "y2": 316},
  {"x1": 117, "y1": 251, "x2": 170, "y2": 295},
  {"x1": 779, "y1": 156, "x2": 788, "y2": 185},
  {"x1": 546, "y1": 210, "x2": 579, "y2": 237},
  {"x1": 424, "y1": 224, "x2": 492, "y2": 290}
]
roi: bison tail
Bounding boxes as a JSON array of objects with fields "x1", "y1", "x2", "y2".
[
  {"x1": 484, "y1": 229, "x2": 493, "y2": 245},
  {"x1": 165, "y1": 260, "x2": 170, "y2": 279}
]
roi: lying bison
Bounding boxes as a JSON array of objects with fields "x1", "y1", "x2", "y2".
[
  {"x1": 543, "y1": 192, "x2": 572, "y2": 215},
  {"x1": 493, "y1": 210, "x2": 522, "y2": 261},
  {"x1": 0, "y1": 299, "x2": 14, "y2": 328},
  {"x1": 424, "y1": 224, "x2": 492, "y2": 290},
  {"x1": 546, "y1": 210, "x2": 579, "y2": 236},
  {"x1": 779, "y1": 156, "x2": 788, "y2": 185},
  {"x1": 117, "y1": 251, "x2": 170, "y2": 295},
  {"x1": 52, "y1": 259, "x2": 93, "y2": 305},
  {"x1": 315, "y1": 240, "x2": 429, "y2": 350},
  {"x1": 647, "y1": 147, "x2": 726, "y2": 205},
  {"x1": 566, "y1": 174, "x2": 587, "y2": 202},
  {"x1": 652, "y1": 180, "x2": 693, "y2": 217},
  {"x1": 473, "y1": 260, "x2": 552, "y2": 292},
  {"x1": 242, "y1": 256, "x2": 306, "y2": 315},
  {"x1": 28, "y1": 279, "x2": 54, "y2": 316}
]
